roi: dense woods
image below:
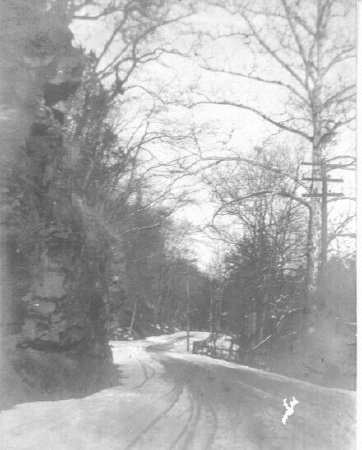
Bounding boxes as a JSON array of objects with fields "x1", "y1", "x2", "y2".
[{"x1": 0, "y1": 0, "x2": 356, "y2": 408}]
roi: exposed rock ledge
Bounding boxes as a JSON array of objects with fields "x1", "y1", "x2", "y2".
[{"x1": 0, "y1": 0, "x2": 118, "y2": 409}]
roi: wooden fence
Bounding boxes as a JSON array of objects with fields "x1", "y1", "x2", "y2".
[
  {"x1": 192, "y1": 336, "x2": 271, "y2": 369},
  {"x1": 192, "y1": 338, "x2": 241, "y2": 362}
]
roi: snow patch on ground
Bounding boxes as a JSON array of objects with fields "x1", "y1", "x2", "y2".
[{"x1": 162, "y1": 349, "x2": 356, "y2": 396}]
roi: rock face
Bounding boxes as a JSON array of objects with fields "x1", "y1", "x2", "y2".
[{"x1": 0, "y1": 0, "x2": 117, "y2": 407}]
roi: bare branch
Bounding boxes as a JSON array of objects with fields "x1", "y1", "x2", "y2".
[
  {"x1": 190, "y1": 100, "x2": 312, "y2": 141},
  {"x1": 212, "y1": 189, "x2": 311, "y2": 226},
  {"x1": 200, "y1": 155, "x2": 303, "y2": 183},
  {"x1": 321, "y1": 85, "x2": 356, "y2": 110},
  {"x1": 200, "y1": 65, "x2": 307, "y2": 104},
  {"x1": 328, "y1": 214, "x2": 356, "y2": 244},
  {"x1": 327, "y1": 196, "x2": 356, "y2": 204},
  {"x1": 241, "y1": 11, "x2": 306, "y2": 91}
]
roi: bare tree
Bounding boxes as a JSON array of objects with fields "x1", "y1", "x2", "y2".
[
  {"x1": 64, "y1": 0, "x2": 200, "y2": 226},
  {"x1": 198, "y1": 147, "x2": 310, "y2": 362},
  {"x1": 69, "y1": 0, "x2": 194, "y2": 100},
  {"x1": 191, "y1": 0, "x2": 356, "y2": 301}
]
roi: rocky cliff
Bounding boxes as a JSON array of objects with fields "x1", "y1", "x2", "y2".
[{"x1": 0, "y1": 0, "x2": 118, "y2": 408}]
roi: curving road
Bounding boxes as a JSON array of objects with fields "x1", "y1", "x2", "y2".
[{"x1": 0, "y1": 332, "x2": 356, "y2": 449}]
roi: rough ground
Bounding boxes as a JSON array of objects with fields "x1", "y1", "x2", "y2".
[{"x1": 0, "y1": 332, "x2": 356, "y2": 449}]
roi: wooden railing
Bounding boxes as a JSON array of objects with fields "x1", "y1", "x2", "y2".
[
  {"x1": 192, "y1": 338, "x2": 241, "y2": 362},
  {"x1": 192, "y1": 335, "x2": 272, "y2": 369}
]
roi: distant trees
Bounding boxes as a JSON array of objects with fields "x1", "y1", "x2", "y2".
[
  {"x1": 202, "y1": 147, "x2": 307, "y2": 350},
  {"x1": 222, "y1": 235, "x2": 305, "y2": 353},
  {"x1": 107, "y1": 203, "x2": 210, "y2": 336},
  {"x1": 207, "y1": 149, "x2": 308, "y2": 271},
  {"x1": 196, "y1": 144, "x2": 355, "y2": 371}
]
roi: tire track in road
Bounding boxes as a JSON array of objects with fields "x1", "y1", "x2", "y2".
[
  {"x1": 165, "y1": 380, "x2": 217, "y2": 450},
  {"x1": 167, "y1": 389, "x2": 196, "y2": 450},
  {"x1": 134, "y1": 358, "x2": 156, "y2": 389},
  {"x1": 156, "y1": 356, "x2": 221, "y2": 450},
  {"x1": 123, "y1": 383, "x2": 185, "y2": 450},
  {"x1": 179, "y1": 384, "x2": 219, "y2": 450},
  {"x1": 132, "y1": 348, "x2": 210, "y2": 450},
  {"x1": 193, "y1": 387, "x2": 218, "y2": 450},
  {"x1": 175, "y1": 389, "x2": 202, "y2": 450}
]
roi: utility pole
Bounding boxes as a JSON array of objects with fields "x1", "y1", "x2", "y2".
[
  {"x1": 186, "y1": 270, "x2": 190, "y2": 352},
  {"x1": 209, "y1": 282, "x2": 214, "y2": 335},
  {"x1": 320, "y1": 160, "x2": 328, "y2": 273},
  {"x1": 186, "y1": 258, "x2": 197, "y2": 352},
  {"x1": 216, "y1": 285, "x2": 222, "y2": 340},
  {"x1": 302, "y1": 158, "x2": 346, "y2": 303}
]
